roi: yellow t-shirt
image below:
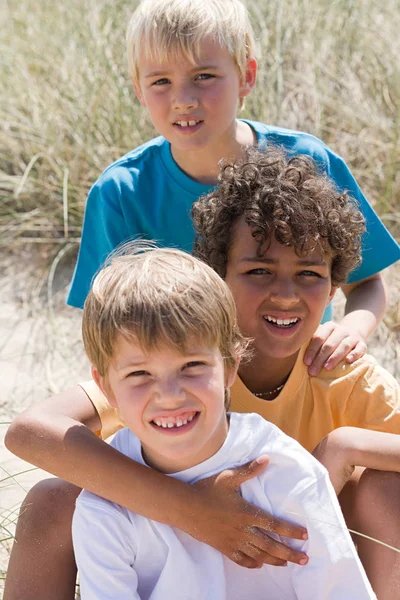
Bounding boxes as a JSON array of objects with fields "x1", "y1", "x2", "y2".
[
  {"x1": 231, "y1": 346, "x2": 400, "y2": 452},
  {"x1": 80, "y1": 345, "x2": 400, "y2": 452}
]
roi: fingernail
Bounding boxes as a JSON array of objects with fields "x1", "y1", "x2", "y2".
[
  {"x1": 299, "y1": 557, "x2": 308, "y2": 566},
  {"x1": 324, "y1": 361, "x2": 331, "y2": 370},
  {"x1": 309, "y1": 367, "x2": 317, "y2": 376},
  {"x1": 255, "y1": 456, "x2": 268, "y2": 465},
  {"x1": 304, "y1": 355, "x2": 311, "y2": 366},
  {"x1": 302, "y1": 532, "x2": 308, "y2": 540}
]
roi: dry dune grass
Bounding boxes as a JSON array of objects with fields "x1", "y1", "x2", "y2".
[{"x1": 0, "y1": 0, "x2": 399, "y2": 596}]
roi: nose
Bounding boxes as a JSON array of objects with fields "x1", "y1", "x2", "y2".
[
  {"x1": 153, "y1": 376, "x2": 185, "y2": 407},
  {"x1": 172, "y1": 82, "x2": 198, "y2": 112},
  {"x1": 269, "y1": 277, "x2": 299, "y2": 308}
]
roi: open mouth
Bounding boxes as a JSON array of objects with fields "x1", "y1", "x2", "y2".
[
  {"x1": 151, "y1": 411, "x2": 200, "y2": 430},
  {"x1": 174, "y1": 119, "x2": 202, "y2": 128},
  {"x1": 263, "y1": 315, "x2": 301, "y2": 329},
  {"x1": 174, "y1": 120, "x2": 202, "y2": 127}
]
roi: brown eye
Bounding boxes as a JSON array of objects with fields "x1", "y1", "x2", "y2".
[{"x1": 128, "y1": 370, "x2": 148, "y2": 377}]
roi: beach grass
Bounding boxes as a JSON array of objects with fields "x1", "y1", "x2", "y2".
[{"x1": 0, "y1": 0, "x2": 399, "y2": 596}]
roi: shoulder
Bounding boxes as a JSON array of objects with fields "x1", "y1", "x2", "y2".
[
  {"x1": 109, "y1": 427, "x2": 143, "y2": 461},
  {"x1": 245, "y1": 120, "x2": 333, "y2": 163},
  {"x1": 75, "y1": 429, "x2": 141, "y2": 516},
  {"x1": 232, "y1": 412, "x2": 327, "y2": 483},
  {"x1": 92, "y1": 136, "x2": 167, "y2": 191},
  {"x1": 317, "y1": 353, "x2": 397, "y2": 389}
]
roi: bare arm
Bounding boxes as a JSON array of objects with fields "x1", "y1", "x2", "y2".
[
  {"x1": 313, "y1": 426, "x2": 400, "y2": 494},
  {"x1": 305, "y1": 273, "x2": 387, "y2": 375},
  {"x1": 5, "y1": 386, "x2": 308, "y2": 568}
]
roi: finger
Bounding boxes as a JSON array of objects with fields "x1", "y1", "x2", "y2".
[
  {"x1": 322, "y1": 337, "x2": 359, "y2": 370},
  {"x1": 217, "y1": 455, "x2": 270, "y2": 489},
  {"x1": 308, "y1": 333, "x2": 354, "y2": 376},
  {"x1": 241, "y1": 542, "x2": 287, "y2": 567},
  {"x1": 250, "y1": 509, "x2": 308, "y2": 542},
  {"x1": 230, "y1": 551, "x2": 263, "y2": 569},
  {"x1": 345, "y1": 340, "x2": 367, "y2": 364},
  {"x1": 245, "y1": 528, "x2": 308, "y2": 565},
  {"x1": 303, "y1": 322, "x2": 336, "y2": 366}
]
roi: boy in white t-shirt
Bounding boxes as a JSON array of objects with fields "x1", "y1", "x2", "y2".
[{"x1": 72, "y1": 242, "x2": 375, "y2": 599}]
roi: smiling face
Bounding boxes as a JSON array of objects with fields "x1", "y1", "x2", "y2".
[
  {"x1": 134, "y1": 36, "x2": 256, "y2": 164},
  {"x1": 94, "y1": 336, "x2": 236, "y2": 474},
  {"x1": 225, "y1": 218, "x2": 337, "y2": 371}
]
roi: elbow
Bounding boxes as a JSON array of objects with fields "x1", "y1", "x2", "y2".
[{"x1": 5, "y1": 410, "x2": 41, "y2": 459}]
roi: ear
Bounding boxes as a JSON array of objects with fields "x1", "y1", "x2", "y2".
[
  {"x1": 326, "y1": 285, "x2": 338, "y2": 306},
  {"x1": 239, "y1": 56, "x2": 257, "y2": 98},
  {"x1": 91, "y1": 366, "x2": 118, "y2": 409},
  {"x1": 224, "y1": 357, "x2": 240, "y2": 389},
  {"x1": 132, "y1": 79, "x2": 146, "y2": 107}
]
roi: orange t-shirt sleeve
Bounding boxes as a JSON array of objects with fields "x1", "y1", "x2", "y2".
[{"x1": 78, "y1": 380, "x2": 125, "y2": 440}]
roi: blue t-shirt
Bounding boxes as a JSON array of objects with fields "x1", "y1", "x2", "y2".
[{"x1": 67, "y1": 120, "x2": 400, "y2": 322}]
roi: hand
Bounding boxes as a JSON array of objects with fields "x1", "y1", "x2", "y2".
[
  {"x1": 312, "y1": 429, "x2": 355, "y2": 495},
  {"x1": 304, "y1": 321, "x2": 367, "y2": 376},
  {"x1": 188, "y1": 456, "x2": 309, "y2": 569}
]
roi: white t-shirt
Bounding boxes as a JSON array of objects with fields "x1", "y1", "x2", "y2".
[{"x1": 72, "y1": 413, "x2": 375, "y2": 599}]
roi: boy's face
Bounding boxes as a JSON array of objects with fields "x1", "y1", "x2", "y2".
[
  {"x1": 134, "y1": 36, "x2": 256, "y2": 157},
  {"x1": 93, "y1": 336, "x2": 236, "y2": 474},
  {"x1": 225, "y1": 218, "x2": 337, "y2": 365}
]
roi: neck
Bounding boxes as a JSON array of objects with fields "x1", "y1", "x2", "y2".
[
  {"x1": 171, "y1": 120, "x2": 255, "y2": 185},
  {"x1": 238, "y1": 351, "x2": 299, "y2": 396}
]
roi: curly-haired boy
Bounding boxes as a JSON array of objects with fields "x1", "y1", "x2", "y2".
[{"x1": 192, "y1": 146, "x2": 400, "y2": 597}]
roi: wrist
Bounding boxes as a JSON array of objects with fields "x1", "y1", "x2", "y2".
[{"x1": 339, "y1": 310, "x2": 374, "y2": 341}]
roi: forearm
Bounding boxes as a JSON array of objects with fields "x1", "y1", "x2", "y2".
[
  {"x1": 341, "y1": 427, "x2": 400, "y2": 473},
  {"x1": 313, "y1": 426, "x2": 400, "y2": 494},
  {"x1": 6, "y1": 408, "x2": 196, "y2": 528},
  {"x1": 341, "y1": 274, "x2": 387, "y2": 339}
]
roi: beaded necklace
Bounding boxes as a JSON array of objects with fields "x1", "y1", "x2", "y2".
[{"x1": 253, "y1": 382, "x2": 285, "y2": 399}]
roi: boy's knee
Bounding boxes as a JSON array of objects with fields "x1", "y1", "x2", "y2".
[
  {"x1": 17, "y1": 478, "x2": 81, "y2": 542},
  {"x1": 358, "y1": 469, "x2": 400, "y2": 497},
  {"x1": 352, "y1": 469, "x2": 400, "y2": 526}
]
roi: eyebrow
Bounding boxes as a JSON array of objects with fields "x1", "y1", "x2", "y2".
[
  {"x1": 240, "y1": 257, "x2": 328, "y2": 267},
  {"x1": 143, "y1": 64, "x2": 219, "y2": 79},
  {"x1": 115, "y1": 359, "x2": 146, "y2": 371}
]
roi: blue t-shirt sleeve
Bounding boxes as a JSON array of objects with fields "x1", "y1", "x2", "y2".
[
  {"x1": 322, "y1": 151, "x2": 399, "y2": 283},
  {"x1": 302, "y1": 142, "x2": 400, "y2": 283},
  {"x1": 67, "y1": 176, "x2": 131, "y2": 309},
  {"x1": 313, "y1": 147, "x2": 399, "y2": 323}
]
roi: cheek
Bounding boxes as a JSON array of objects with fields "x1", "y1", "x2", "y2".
[
  {"x1": 304, "y1": 284, "x2": 332, "y2": 319},
  {"x1": 204, "y1": 83, "x2": 237, "y2": 109},
  {"x1": 142, "y1": 93, "x2": 167, "y2": 116}
]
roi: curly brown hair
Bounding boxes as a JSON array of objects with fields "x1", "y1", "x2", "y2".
[{"x1": 192, "y1": 146, "x2": 365, "y2": 286}]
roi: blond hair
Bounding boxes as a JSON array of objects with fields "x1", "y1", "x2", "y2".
[
  {"x1": 127, "y1": 0, "x2": 255, "y2": 88},
  {"x1": 82, "y1": 242, "x2": 247, "y2": 379}
]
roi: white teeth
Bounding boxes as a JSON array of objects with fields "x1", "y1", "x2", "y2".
[
  {"x1": 176, "y1": 120, "x2": 199, "y2": 127},
  {"x1": 153, "y1": 414, "x2": 196, "y2": 428},
  {"x1": 265, "y1": 315, "x2": 299, "y2": 326}
]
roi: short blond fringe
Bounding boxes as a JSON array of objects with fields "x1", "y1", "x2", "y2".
[
  {"x1": 82, "y1": 241, "x2": 248, "y2": 382},
  {"x1": 126, "y1": 0, "x2": 256, "y2": 105}
]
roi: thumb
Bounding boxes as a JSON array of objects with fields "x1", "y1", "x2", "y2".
[{"x1": 217, "y1": 455, "x2": 270, "y2": 490}]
